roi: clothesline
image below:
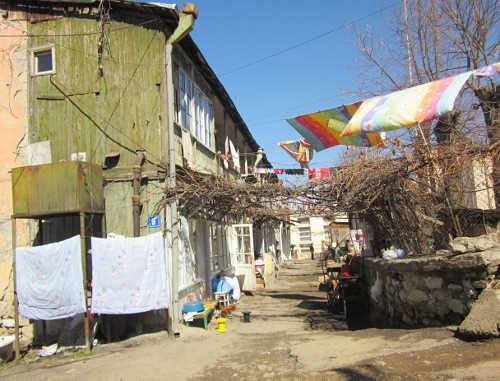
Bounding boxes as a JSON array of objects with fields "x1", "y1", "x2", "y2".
[
  {"x1": 253, "y1": 167, "x2": 331, "y2": 178},
  {"x1": 15, "y1": 233, "x2": 169, "y2": 320}
]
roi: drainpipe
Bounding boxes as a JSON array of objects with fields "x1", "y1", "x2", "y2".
[
  {"x1": 165, "y1": 3, "x2": 198, "y2": 333},
  {"x1": 133, "y1": 151, "x2": 146, "y2": 237}
]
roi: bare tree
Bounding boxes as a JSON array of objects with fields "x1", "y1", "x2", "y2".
[{"x1": 337, "y1": 0, "x2": 500, "y2": 252}]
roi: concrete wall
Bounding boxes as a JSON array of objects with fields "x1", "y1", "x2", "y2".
[{"x1": 355, "y1": 234, "x2": 499, "y2": 326}]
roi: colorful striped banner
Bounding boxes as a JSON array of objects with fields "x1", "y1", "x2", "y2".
[
  {"x1": 285, "y1": 102, "x2": 385, "y2": 152},
  {"x1": 341, "y1": 71, "x2": 472, "y2": 136}
]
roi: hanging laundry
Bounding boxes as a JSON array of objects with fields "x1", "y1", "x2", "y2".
[
  {"x1": 273, "y1": 168, "x2": 284, "y2": 174},
  {"x1": 278, "y1": 139, "x2": 314, "y2": 168},
  {"x1": 308, "y1": 168, "x2": 331, "y2": 179},
  {"x1": 254, "y1": 149, "x2": 264, "y2": 167},
  {"x1": 229, "y1": 140, "x2": 240, "y2": 169},
  {"x1": 341, "y1": 70, "x2": 474, "y2": 136},
  {"x1": 283, "y1": 168, "x2": 305, "y2": 175},
  {"x1": 472, "y1": 62, "x2": 499, "y2": 78},
  {"x1": 91, "y1": 232, "x2": 168, "y2": 314},
  {"x1": 321, "y1": 168, "x2": 331, "y2": 178},
  {"x1": 221, "y1": 154, "x2": 229, "y2": 169},
  {"x1": 16, "y1": 235, "x2": 86, "y2": 320},
  {"x1": 286, "y1": 105, "x2": 385, "y2": 152},
  {"x1": 181, "y1": 130, "x2": 194, "y2": 168},
  {"x1": 253, "y1": 167, "x2": 269, "y2": 174},
  {"x1": 308, "y1": 169, "x2": 320, "y2": 179}
]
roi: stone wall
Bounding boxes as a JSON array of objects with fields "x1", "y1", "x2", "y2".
[{"x1": 355, "y1": 234, "x2": 499, "y2": 327}]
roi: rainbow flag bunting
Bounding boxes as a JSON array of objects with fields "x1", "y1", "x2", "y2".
[{"x1": 285, "y1": 103, "x2": 385, "y2": 152}]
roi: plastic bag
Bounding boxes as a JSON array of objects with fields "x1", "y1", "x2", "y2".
[{"x1": 382, "y1": 249, "x2": 397, "y2": 259}]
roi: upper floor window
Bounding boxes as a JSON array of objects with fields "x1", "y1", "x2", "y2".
[
  {"x1": 31, "y1": 46, "x2": 55, "y2": 76},
  {"x1": 177, "y1": 68, "x2": 213, "y2": 149}
]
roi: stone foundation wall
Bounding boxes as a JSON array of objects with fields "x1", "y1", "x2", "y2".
[{"x1": 355, "y1": 235, "x2": 499, "y2": 326}]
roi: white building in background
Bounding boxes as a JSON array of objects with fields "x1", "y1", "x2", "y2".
[{"x1": 289, "y1": 214, "x2": 350, "y2": 259}]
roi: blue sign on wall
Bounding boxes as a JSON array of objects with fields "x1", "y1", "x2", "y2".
[{"x1": 148, "y1": 215, "x2": 161, "y2": 228}]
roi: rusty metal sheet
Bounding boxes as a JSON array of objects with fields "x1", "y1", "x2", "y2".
[{"x1": 12, "y1": 161, "x2": 104, "y2": 217}]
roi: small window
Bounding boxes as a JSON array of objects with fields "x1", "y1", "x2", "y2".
[{"x1": 31, "y1": 46, "x2": 55, "y2": 75}]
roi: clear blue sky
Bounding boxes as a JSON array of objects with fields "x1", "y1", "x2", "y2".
[{"x1": 170, "y1": 1, "x2": 397, "y2": 169}]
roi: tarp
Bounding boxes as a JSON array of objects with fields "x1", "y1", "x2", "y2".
[
  {"x1": 278, "y1": 139, "x2": 314, "y2": 168},
  {"x1": 91, "y1": 232, "x2": 168, "y2": 314},
  {"x1": 16, "y1": 236, "x2": 86, "y2": 320},
  {"x1": 286, "y1": 103, "x2": 385, "y2": 151}
]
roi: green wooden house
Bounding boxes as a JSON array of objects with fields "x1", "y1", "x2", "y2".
[{"x1": 1, "y1": 0, "x2": 280, "y2": 343}]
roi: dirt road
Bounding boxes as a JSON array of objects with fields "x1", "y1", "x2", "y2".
[{"x1": 1, "y1": 259, "x2": 498, "y2": 380}]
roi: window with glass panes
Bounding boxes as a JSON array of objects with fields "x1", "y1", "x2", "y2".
[
  {"x1": 234, "y1": 225, "x2": 252, "y2": 264},
  {"x1": 177, "y1": 68, "x2": 213, "y2": 150},
  {"x1": 31, "y1": 46, "x2": 55, "y2": 76},
  {"x1": 209, "y1": 223, "x2": 231, "y2": 271}
]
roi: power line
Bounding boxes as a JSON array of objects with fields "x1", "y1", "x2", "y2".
[
  {"x1": 0, "y1": 18, "x2": 159, "y2": 37},
  {"x1": 219, "y1": 2, "x2": 398, "y2": 77},
  {"x1": 245, "y1": 92, "x2": 346, "y2": 122},
  {"x1": 248, "y1": 117, "x2": 287, "y2": 128},
  {"x1": 50, "y1": 76, "x2": 165, "y2": 168}
]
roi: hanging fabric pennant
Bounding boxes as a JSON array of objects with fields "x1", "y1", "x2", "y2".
[
  {"x1": 341, "y1": 71, "x2": 474, "y2": 136},
  {"x1": 278, "y1": 139, "x2": 314, "y2": 168},
  {"x1": 286, "y1": 103, "x2": 385, "y2": 152}
]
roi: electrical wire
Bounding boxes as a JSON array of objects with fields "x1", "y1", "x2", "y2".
[
  {"x1": 245, "y1": 92, "x2": 347, "y2": 122},
  {"x1": 2, "y1": 3, "x2": 397, "y2": 78},
  {"x1": 50, "y1": 76, "x2": 165, "y2": 168},
  {"x1": 0, "y1": 4, "x2": 399, "y2": 169},
  {"x1": 0, "y1": 18, "x2": 160, "y2": 37},
  {"x1": 219, "y1": 2, "x2": 398, "y2": 77}
]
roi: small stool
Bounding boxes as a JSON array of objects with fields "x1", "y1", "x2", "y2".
[
  {"x1": 214, "y1": 291, "x2": 230, "y2": 306},
  {"x1": 184, "y1": 307, "x2": 213, "y2": 330}
]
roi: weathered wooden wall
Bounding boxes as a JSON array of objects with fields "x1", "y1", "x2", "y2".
[
  {"x1": 28, "y1": 13, "x2": 167, "y2": 236},
  {"x1": 28, "y1": 14, "x2": 165, "y2": 166}
]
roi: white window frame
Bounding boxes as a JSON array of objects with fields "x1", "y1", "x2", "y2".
[
  {"x1": 176, "y1": 67, "x2": 214, "y2": 150},
  {"x1": 30, "y1": 45, "x2": 55, "y2": 76},
  {"x1": 209, "y1": 222, "x2": 232, "y2": 271},
  {"x1": 233, "y1": 224, "x2": 254, "y2": 265}
]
